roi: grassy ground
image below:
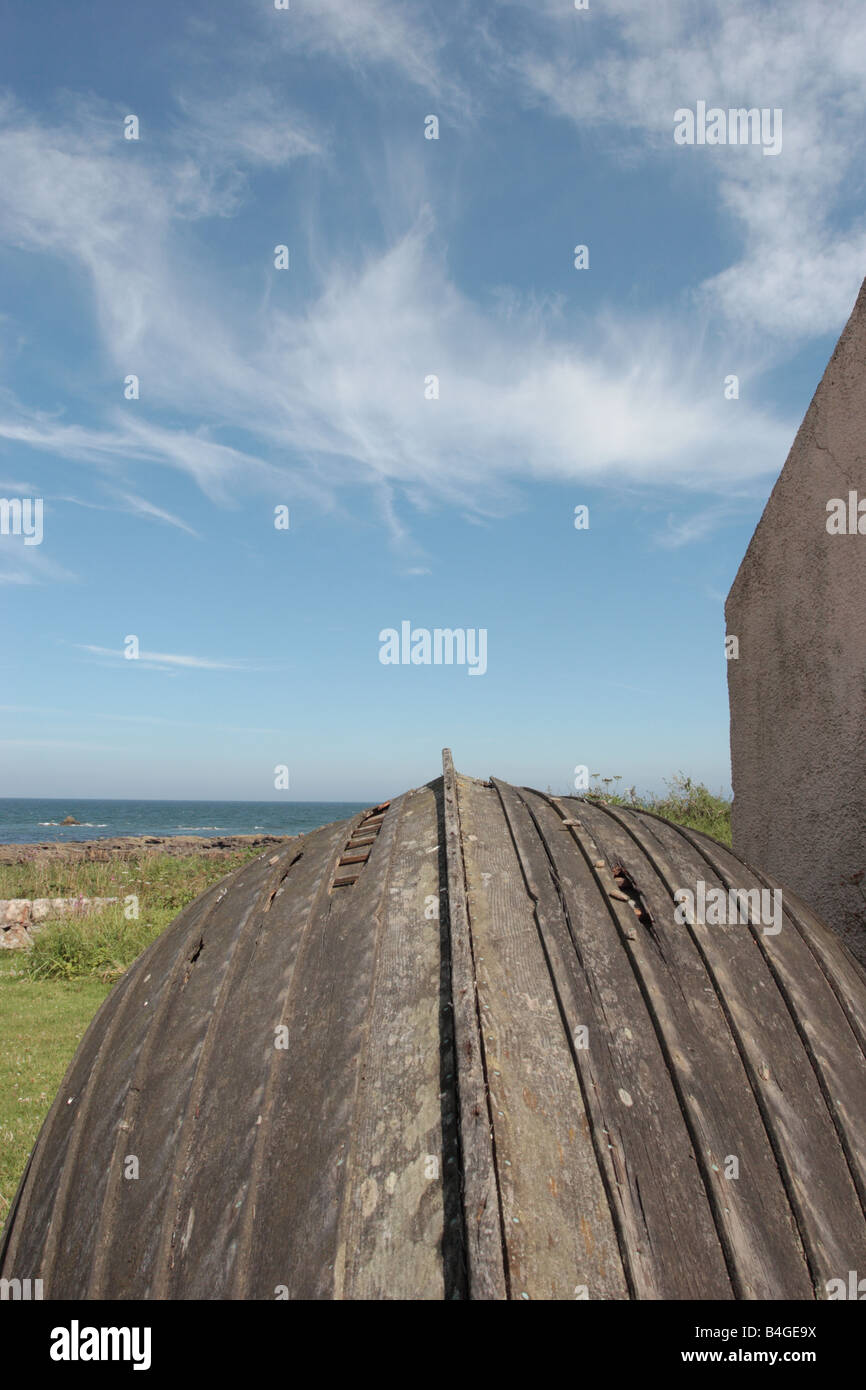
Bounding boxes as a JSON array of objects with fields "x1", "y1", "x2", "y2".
[
  {"x1": 0, "y1": 849, "x2": 264, "y2": 983},
  {"x1": 0, "y1": 846, "x2": 265, "y2": 1225}
]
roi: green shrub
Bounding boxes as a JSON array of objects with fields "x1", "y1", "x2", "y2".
[
  {"x1": 22, "y1": 904, "x2": 173, "y2": 983},
  {"x1": 584, "y1": 772, "x2": 732, "y2": 845}
]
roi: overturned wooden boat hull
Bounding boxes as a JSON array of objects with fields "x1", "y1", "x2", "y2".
[{"x1": 3, "y1": 752, "x2": 866, "y2": 1300}]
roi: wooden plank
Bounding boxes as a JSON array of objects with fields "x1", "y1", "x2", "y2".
[
  {"x1": 463, "y1": 777, "x2": 628, "y2": 1299},
  {"x1": 581, "y1": 799, "x2": 866, "y2": 1292},
  {"x1": 85, "y1": 846, "x2": 323, "y2": 1299},
  {"x1": 535, "y1": 794, "x2": 813, "y2": 1299},
  {"x1": 151, "y1": 819, "x2": 351, "y2": 1298},
  {"x1": 681, "y1": 823, "x2": 866, "y2": 1058},
  {"x1": 442, "y1": 748, "x2": 508, "y2": 1299},
  {"x1": 0, "y1": 914, "x2": 170, "y2": 1286},
  {"x1": 631, "y1": 812, "x2": 866, "y2": 1256},
  {"x1": 496, "y1": 781, "x2": 729, "y2": 1298},
  {"x1": 333, "y1": 785, "x2": 447, "y2": 1299},
  {"x1": 674, "y1": 825, "x2": 866, "y2": 1210},
  {"x1": 759, "y1": 876, "x2": 866, "y2": 1055},
  {"x1": 226, "y1": 808, "x2": 404, "y2": 1297},
  {"x1": 339, "y1": 849, "x2": 371, "y2": 865},
  {"x1": 31, "y1": 864, "x2": 262, "y2": 1298}
]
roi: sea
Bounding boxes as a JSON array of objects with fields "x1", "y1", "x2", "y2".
[{"x1": 0, "y1": 798, "x2": 371, "y2": 846}]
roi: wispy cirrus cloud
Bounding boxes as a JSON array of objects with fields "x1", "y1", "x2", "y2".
[
  {"x1": 172, "y1": 88, "x2": 324, "y2": 169},
  {"x1": 0, "y1": 546, "x2": 75, "y2": 586},
  {"x1": 0, "y1": 59, "x2": 817, "y2": 558},
  {"x1": 74, "y1": 644, "x2": 263, "y2": 672},
  {"x1": 500, "y1": 0, "x2": 866, "y2": 339},
  {"x1": 656, "y1": 504, "x2": 741, "y2": 550},
  {"x1": 0, "y1": 97, "x2": 793, "y2": 523},
  {"x1": 0, "y1": 477, "x2": 37, "y2": 492},
  {"x1": 56, "y1": 489, "x2": 200, "y2": 536},
  {"x1": 251, "y1": 0, "x2": 469, "y2": 110}
]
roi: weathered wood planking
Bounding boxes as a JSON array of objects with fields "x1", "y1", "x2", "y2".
[
  {"x1": 3, "y1": 753, "x2": 866, "y2": 1300},
  {"x1": 441, "y1": 749, "x2": 508, "y2": 1298},
  {"x1": 462, "y1": 776, "x2": 628, "y2": 1299},
  {"x1": 614, "y1": 810, "x2": 866, "y2": 1265},
  {"x1": 584, "y1": 801, "x2": 866, "y2": 1291},
  {"x1": 332, "y1": 784, "x2": 446, "y2": 1300},
  {"x1": 539, "y1": 794, "x2": 812, "y2": 1298},
  {"x1": 502, "y1": 783, "x2": 735, "y2": 1298}
]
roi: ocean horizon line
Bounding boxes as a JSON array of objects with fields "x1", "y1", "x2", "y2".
[{"x1": 0, "y1": 796, "x2": 378, "y2": 805}]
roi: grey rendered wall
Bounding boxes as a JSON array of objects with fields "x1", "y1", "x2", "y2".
[{"x1": 726, "y1": 276, "x2": 866, "y2": 965}]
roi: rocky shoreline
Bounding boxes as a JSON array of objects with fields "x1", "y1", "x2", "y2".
[{"x1": 0, "y1": 834, "x2": 295, "y2": 865}]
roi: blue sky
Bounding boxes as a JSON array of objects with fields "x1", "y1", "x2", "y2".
[{"x1": 0, "y1": 0, "x2": 864, "y2": 801}]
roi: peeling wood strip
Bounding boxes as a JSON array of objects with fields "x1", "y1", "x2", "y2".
[{"x1": 442, "y1": 749, "x2": 508, "y2": 1299}]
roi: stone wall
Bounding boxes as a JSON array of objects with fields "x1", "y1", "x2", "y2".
[{"x1": 0, "y1": 897, "x2": 118, "y2": 949}]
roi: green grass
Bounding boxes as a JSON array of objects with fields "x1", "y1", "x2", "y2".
[
  {"x1": 0, "y1": 846, "x2": 266, "y2": 1224},
  {"x1": 582, "y1": 772, "x2": 732, "y2": 845},
  {"x1": 1, "y1": 848, "x2": 264, "y2": 983},
  {"x1": 0, "y1": 953, "x2": 113, "y2": 1223}
]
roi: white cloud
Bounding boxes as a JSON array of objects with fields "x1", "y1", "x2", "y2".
[
  {"x1": 75, "y1": 644, "x2": 260, "y2": 671},
  {"x1": 0, "y1": 88, "x2": 797, "y2": 546},
  {"x1": 505, "y1": 0, "x2": 866, "y2": 338},
  {"x1": 0, "y1": 546, "x2": 75, "y2": 586},
  {"x1": 258, "y1": 0, "x2": 463, "y2": 105},
  {"x1": 56, "y1": 490, "x2": 199, "y2": 535},
  {"x1": 0, "y1": 478, "x2": 37, "y2": 492},
  {"x1": 656, "y1": 505, "x2": 739, "y2": 549},
  {"x1": 172, "y1": 89, "x2": 323, "y2": 169}
]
